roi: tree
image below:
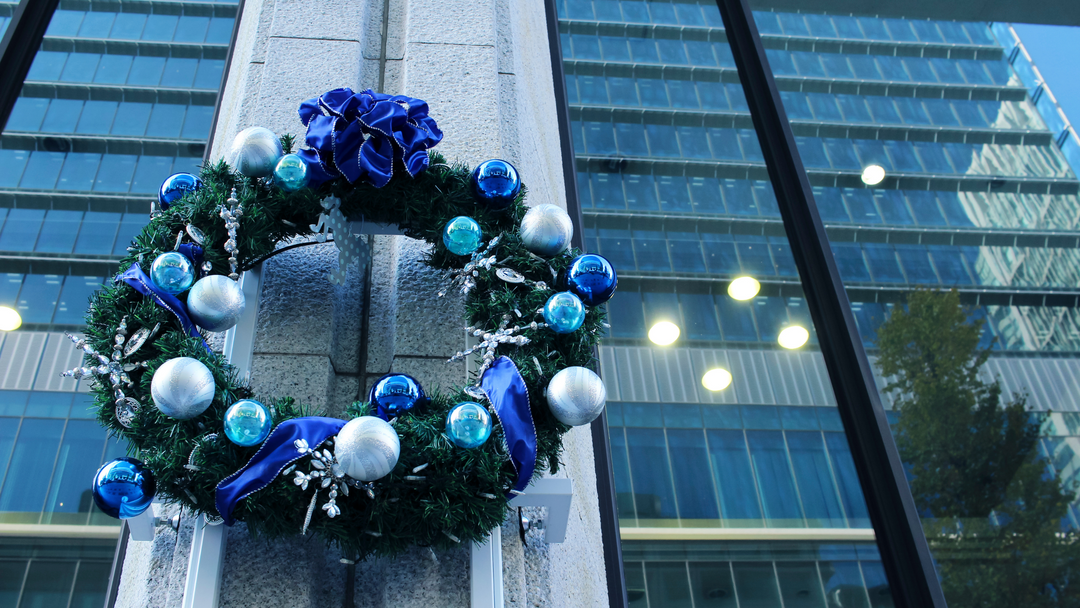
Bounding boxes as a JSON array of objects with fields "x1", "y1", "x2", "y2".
[{"x1": 875, "y1": 289, "x2": 1080, "y2": 607}]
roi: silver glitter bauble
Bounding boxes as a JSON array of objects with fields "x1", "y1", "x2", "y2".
[
  {"x1": 151, "y1": 357, "x2": 216, "y2": 420},
  {"x1": 226, "y1": 126, "x2": 283, "y2": 177},
  {"x1": 334, "y1": 416, "x2": 400, "y2": 482},
  {"x1": 545, "y1": 366, "x2": 607, "y2": 426},
  {"x1": 188, "y1": 275, "x2": 246, "y2": 332},
  {"x1": 519, "y1": 204, "x2": 573, "y2": 257}
]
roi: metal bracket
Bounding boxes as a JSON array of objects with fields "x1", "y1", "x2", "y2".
[{"x1": 469, "y1": 477, "x2": 574, "y2": 607}]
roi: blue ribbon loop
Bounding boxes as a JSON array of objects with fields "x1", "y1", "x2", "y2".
[
  {"x1": 117, "y1": 263, "x2": 208, "y2": 350},
  {"x1": 215, "y1": 416, "x2": 347, "y2": 525},
  {"x1": 297, "y1": 88, "x2": 443, "y2": 189},
  {"x1": 481, "y1": 357, "x2": 537, "y2": 495}
]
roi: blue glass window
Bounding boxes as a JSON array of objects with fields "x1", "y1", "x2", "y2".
[
  {"x1": 792, "y1": 52, "x2": 826, "y2": 78},
  {"x1": 842, "y1": 189, "x2": 881, "y2": 224},
  {"x1": 27, "y1": 52, "x2": 67, "y2": 81},
  {"x1": 607, "y1": 289, "x2": 645, "y2": 338},
  {"x1": 645, "y1": 124, "x2": 680, "y2": 157},
  {"x1": 913, "y1": 141, "x2": 954, "y2": 173},
  {"x1": 60, "y1": 53, "x2": 99, "y2": 83},
  {"x1": 778, "y1": 13, "x2": 810, "y2": 36},
  {"x1": 6, "y1": 97, "x2": 48, "y2": 132},
  {"x1": 781, "y1": 91, "x2": 813, "y2": 120},
  {"x1": 598, "y1": 228, "x2": 634, "y2": 269},
  {"x1": 886, "y1": 141, "x2": 923, "y2": 172},
  {"x1": 873, "y1": 190, "x2": 913, "y2": 225},
  {"x1": 19, "y1": 275, "x2": 62, "y2": 323},
  {"x1": 608, "y1": 77, "x2": 637, "y2": 105},
  {"x1": 94, "y1": 155, "x2": 138, "y2": 193},
  {"x1": 142, "y1": 14, "x2": 179, "y2": 41},
  {"x1": 680, "y1": 293, "x2": 721, "y2": 340},
  {"x1": 0, "y1": 419, "x2": 65, "y2": 514},
  {"x1": 37, "y1": 210, "x2": 82, "y2": 254},
  {"x1": 591, "y1": 173, "x2": 624, "y2": 209},
  {"x1": 746, "y1": 431, "x2": 804, "y2": 523},
  {"x1": 807, "y1": 93, "x2": 842, "y2": 121},
  {"x1": 831, "y1": 243, "x2": 872, "y2": 282},
  {"x1": 787, "y1": 432, "x2": 846, "y2": 526},
  {"x1": 0, "y1": 209, "x2": 44, "y2": 251},
  {"x1": 76, "y1": 100, "x2": 118, "y2": 134},
  {"x1": 634, "y1": 231, "x2": 670, "y2": 271},
  {"x1": 701, "y1": 233, "x2": 740, "y2": 274},
  {"x1": 42, "y1": 98, "x2": 82, "y2": 133},
  {"x1": 656, "y1": 40, "x2": 688, "y2": 65},
  {"x1": 863, "y1": 243, "x2": 905, "y2": 283},
  {"x1": 74, "y1": 212, "x2": 121, "y2": 254},
  {"x1": 111, "y1": 13, "x2": 147, "y2": 39},
  {"x1": 735, "y1": 235, "x2": 774, "y2": 275},
  {"x1": 716, "y1": 295, "x2": 758, "y2": 342},
  {"x1": 667, "y1": 232, "x2": 705, "y2": 271},
  {"x1": 688, "y1": 177, "x2": 724, "y2": 213},
  {"x1": 584, "y1": 121, "x2": 616, "y2": 154},
  {"x1": 824, "y1": 432, "x2": 871, "y2": 527},
  {"x1": 893, "y1": 98, "x2": 930, "y2": 125},
  {"x1": 657, "y1": 176, "x2": 693, "y2": 211},
  {"x1": 896, "y1": 245, "x2": 939, "y2": 284},
  {"x1": 814, "y1": 187, "x2": 851, "y2": 222},
  {"x1": 175, "y1": 16, "x2": 210, "y2": 43},
  {"x1": 903, "y1": 58, "x2": 937, "y2": 82},
  {"x1": 667, "y1": 81, "x2": 698, "y2": 109},
  {"x1": 864, "y1": 96, "x2": 900, "y2": 124},
  {"x1": 676, "y1": 126, "x2": 710, "y2": 158},
  {"x1": 848, "y1": 55, "x2": 881, "y2": 80},
  {"x1": 626, "y1": 428, "x2": 678, "y2": 519},
  {"x1": 667, "y1": 429, "x2": 720, "y2": 519},
  {"x1": 796, "y1": 137, "x2": 830, "y2": 169},
  {"x1": 930, "y1": 57, "x2": 967, "y2": 84},
  {"x1": 906, "y1": 191, "x2": 947, "y2": 225},
  {"x1": 94, "y1": 55, "x2": 132, "y2": 84},
  {"x1": 624, "y1": 174, "x2": 658, "y2": 210},
  {"x1": 928, "y1": 246, "x2": 974, "y2": 285},
  {"x1": 924, "y1": 99, "x2": 959, "y2": 126},
  {"x1": 572, "y1": 35, "x2": 601, "y2": 60},
  {"x1": 56, "y1": 153, "x2": 101, "y2": 191},
  {"x1": 836, "y1": 95, "x2": 871, "y2": 122},
  {"x1": 707, "y1": 430, "x2": 762, "y2": 522}
]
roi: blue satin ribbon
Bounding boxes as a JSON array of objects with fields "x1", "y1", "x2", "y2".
[
  {"x1": 177, "y1": 244, "x2": 205, "y2": 279},
  {"x1": 481, "y1": 357, "x2": 537, "y2": 495},
  {"x1": 116, "y1": 263, "x2": 207, "y2": 348},
  {"x1": 215, "y1": 416, "x2": 347, "y2": 525},
  {"x1": 297, "y1": 88, "x2": 443, "y2": 188}
]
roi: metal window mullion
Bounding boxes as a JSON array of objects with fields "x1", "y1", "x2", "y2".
[
  {"x1": 711, "y1": 1, "x2": 947, "y2": 607},
  {"x1": 0, "y1": 0, "x2": 63, "y2": 135}
]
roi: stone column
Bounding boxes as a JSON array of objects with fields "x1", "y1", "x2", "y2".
[{"x1": 113, "y1": 0, "x2": 608, "y2": 605}]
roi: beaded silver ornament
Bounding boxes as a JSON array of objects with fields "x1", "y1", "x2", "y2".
[
  {"x1": 290, "y1": 437, "x2": 376, "y2": 535},
  {"x1": 220, "y1": 188, "x2": 243, "y2": 280},
  {"x1": 450, "y1": 313, "x2": 546, "y2": 377}
]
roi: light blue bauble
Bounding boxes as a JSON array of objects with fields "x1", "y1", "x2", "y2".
[
  {"x1": 224, "y1": 399, "x2": 272, "y2": 447},
  {"x1": 543, "y1": 291, "x2": 586, "y2": 334},
  {"x1": 150, "y1": 251, "x2": 195, "y2": 294},
  {"x1": 273, "y1": 153, "x2": 308, "y2": 192},
  {"x1": 446, "y1": 402, "x2": 492, "y2": 449},
  {"x1": 442, "y1": 216, "x2": 482, "y2": 256}
]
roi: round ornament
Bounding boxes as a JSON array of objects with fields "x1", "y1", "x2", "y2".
[
  {"x1": 158, "y1": 173, "x2": 203, "y2": 210},
  {"x1": 446, "y1": 402, "x2": 492, "y2": 449},
  {"x1": 520, "y1": 204, "x2": 573, "y2": 257},
  {"x1": 334, "y1": 416, "x2": 400, "y2": 482},
  {"x1": 188, "y1": 275, "x2": 246, "y2": 332},
  {"x1": 370, "y1": 373, "x2": 427, "y2": 419},
  {"x1": 151, "y1": 357, "x2": 216, "y2": 420},
  {"x1": 224, "y1": 399, "x2": 272, "y2": 446},
  {"x1": 150, "y1": 251, "x2": 196, "y2": 295},
  {"x1": 443, "y1": 216, "x2": 482, "y2": 256},
  {"x1": 92, "y1": 457, "x2": 156, "y2": 519},
  {"x1": 273, "y1": 153, "x2": 308, "y2": 192},
  {"x1": 543, "y1": 291, "x2": 586, "y2": 334},
  {"x1": 471, "y1": 159, "x2": 521, "y2": 211},
  {"x1": 562, "y1": 254, "x2": 617, "y2": 306},
  {"x1": 227, "y1": 126, "x2": 283, "y2": 178},
  {"x1": 545, "y1": 366, "x2": 607, "y2": 426}
]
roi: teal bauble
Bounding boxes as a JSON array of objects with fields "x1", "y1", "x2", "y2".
[
  {"x1": 273, "y1": 153, "x2": 308, "y2": 192},
  {"x1": 223, "y1": 399, "x2": 272, "y2": 446},
  {"x1": 543, "y1": 291, "x2": 586, "y2": 334},
  {"x1": 150, "y1": 251, "x2": 195, "y2": 294},
  {"x1": 442, "y1": 216, "x2": 482, "y2": 256},
  {"x1": 446, "y1": 402, "x2": 492, "y2": 448}
]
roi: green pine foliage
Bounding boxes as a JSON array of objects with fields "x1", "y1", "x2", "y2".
[{"x1": 81, "y1": 146, "x2": 604, "y2": 560}]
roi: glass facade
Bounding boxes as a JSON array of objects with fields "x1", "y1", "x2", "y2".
[
  {"x1": 0, "y1": 0, "x2": 238, "y2": 604},
  {"x1": 557, "y1": 0, "x2": 1080, "y2": 605}
]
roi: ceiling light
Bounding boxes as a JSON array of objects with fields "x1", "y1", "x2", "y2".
[
  {"x1": 648, "y1": 321, "x2": 680, "y2": 346},
  {"x1": 0, "y1": 307, "x2": 22, "y2": 331},
  {"x1": 727, "y1": 276, "x2": 760, "y2": 301},
  {"x1": 701, "y1": 368, "x2": 732, "y2": 392},
  {"x1": 861, "y1": 165, "x2": 886, "y2": 186},
  {"x1": 778, "y1": 326, "x2": 810, "y2": 349}
]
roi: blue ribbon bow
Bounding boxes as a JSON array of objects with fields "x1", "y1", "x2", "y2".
[
  {"x1": 481, "y1": 357, "x2": 537, "y2": 494},
  {"x1": 215, "y1": 416, "x2": 347, "y2": 525},
  {"x1": 297, "y1": 88, "x2": 443, "y2": 189}
]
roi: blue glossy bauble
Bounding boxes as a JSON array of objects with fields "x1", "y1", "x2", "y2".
[
  {"x1": 446, "y1": 402, "x2": 492, "y2": 449},
  {"x1": 471, "y1": 159, "x2": 521, "y2": 211},
  {"x1": 442, "y1": 216, "x2": 482, "y2": 256},
  {"x1": 158, "y1": 173, "x2": 203, "y2": 210},
  {"x1": 543, "y1": 291, "x2": 586, "y2": 334},
  {"x1": 273, "y1": 153, "x2": 308, "y2": 192},
  {"x1": 224, "y1": 399, "x2": 273, "y2": 446},
  {"x1": 150, "y1": 251, "x2": 196, "y2": 294},
  {"x1": 562, "y1": 254, "x2": 618, "y2": 306},
  {"x1": 92, "y1": 457, "x2": 156, "y2": 519},
  {"x1": 370, "y1": 373, "x2": 427, "y2": 419}
]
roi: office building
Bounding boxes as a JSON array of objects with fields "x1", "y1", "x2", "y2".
[
  {"x1": 556, "y1": 1, "x2": 1080, "y2": 604},
  {"x1": 0, "y1": 2, "x2": 238, "y2": 605}
]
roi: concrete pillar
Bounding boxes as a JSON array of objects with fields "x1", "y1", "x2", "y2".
[{"x1": 113, "y1": 0, "x2": 608, "y2": 605}]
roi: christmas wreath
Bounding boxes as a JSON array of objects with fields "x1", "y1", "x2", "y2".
[{"x1": 74, "y1": 88, "x2": 617, "y2": 561}]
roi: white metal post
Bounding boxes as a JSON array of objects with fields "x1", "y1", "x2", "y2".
[{"x1": 182, "y1": 264, "x2": 263, "y2": 608}]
